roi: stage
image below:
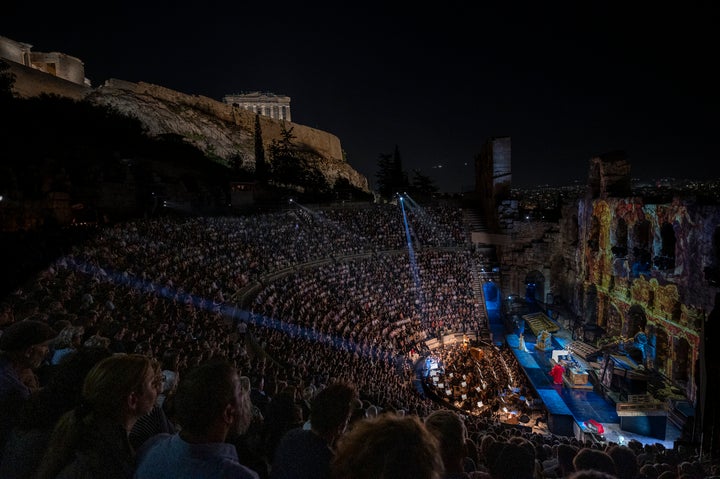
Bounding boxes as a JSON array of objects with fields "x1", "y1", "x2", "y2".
[{"x1": 504, "y1": 330, "x2": 682, "y2": 447}]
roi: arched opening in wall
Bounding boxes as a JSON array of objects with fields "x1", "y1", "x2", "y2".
[
  {"x1": 626, "y1": 305, "x2": 647, "y2": 338},
  {"x1": 673, "y1": 336, "x2": 691, "y2": 386},
  {"x1": 584, "y1": 284, "x2": 598, "y2": 325},
  {"x1": 656, "y1": 328, "x2": 669, "y2": 377},
  {"x1": 705, "y1": 226, "x2": 720, "y2": 286},
  {"x1": 655, "y1": 222, "x2": 676, "y2": 271},
  {"x1": 605, "y1": 303, "x2": 623, "y2": 338},
  {"x1": 612, "y1": 217, "x2": 628, "y2": 258},
  {"x1": 483, "y1": 281, "x2": 501, "y2": 315},
  {"x1": 588, "y1": 216, "x2": 600, "y2": 252},
  {"x1": 611, "y1": 217, "x2": 630, "y2": 278},
  {"x1": 631, "y1": 219, "x2": 652, "y2": 277},
  {"x1": 524, "y1": 270, "x2": 545, "y2": 304}
]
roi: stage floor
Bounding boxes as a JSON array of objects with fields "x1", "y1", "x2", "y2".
[{"x1": 504, "y1": 330, "x2": 682, "y2": 448}]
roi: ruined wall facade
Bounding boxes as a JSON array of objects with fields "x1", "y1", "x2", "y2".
[
  {"x1": 572, "y1": 194, "x2": 718, "y2": 402},
  {"x1": 3, "y1": 60, "x2": 89, "y2": 99},
  {"x1": 30, "y1": 51, "x2": 86, "y2": 85},
  {"x1": 0, "y1": 35, "x2": 87, "y2": 86},
  {"x1": 0, "y1": 35, "x2": 32, "y2": 65},
  {"x1": 497, "y1": 154, "x2": 717, "y2": 404}
]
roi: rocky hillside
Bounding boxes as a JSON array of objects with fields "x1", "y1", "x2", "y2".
[{"x1": 7, "y1": 61, "x2": 369, "y2": 193}]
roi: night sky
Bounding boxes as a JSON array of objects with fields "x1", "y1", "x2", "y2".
[{"x1": 3, "y1": 3, "x2": 718, "y2": 192}]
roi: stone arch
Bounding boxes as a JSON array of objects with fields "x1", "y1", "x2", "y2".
[
  {"x1": 673, "y1": 336, "x2": 691, "y2": 384},
  {"x1": 584, "y1": 284, "x2": 598, "y2": 325},
  {"x1": 633, "y1": 218, "x2": 651, "y2": 249},
  {"x1": 612, "y1": 217, "x2": 629, "y2": 258},
  {"x1": 626, "y1": 305, "x2": 647, "y2": 338},
  {"x1": 483, "y1": 281, "x2": 499, "y2": 303},
  {"x1": 631, "y1": 219, "x2": 652, "y2": 278},
  {"x1": 655, "y1": 222, "x2": 676, "y2": 270},
  {"x1": 524, "y1": 270, "x2": 545, "y2": 303},
  {"x1": 605, "y1": 303, "x2": 623, "y2": 337}
]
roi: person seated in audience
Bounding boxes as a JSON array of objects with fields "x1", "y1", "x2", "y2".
[
  {"x1": 128, "y1": 348, "x2": 176, "y2": 451},
  {"x1": 331, "y1": 413, "x2": 443, "y2": 479},
  {"x1": 35, "y1": 353, "x2": 160, "y2": 479},
  {"x1": 606, "y1": 444, "x2": 639, "y2": 479},
  {"x1": 424, "y1": 409, "x2": 480, "y2": 478},
  {"x1": 50, "y1": 325, "x2": 85, "y2": 365},
  {"x1": 0, "y1": 346, "x2": 111, "y2": 478},
  {"x1": 0, "y1": 320, "x2": 58, "y2": 461},
  {"x1": 134, "y1": 358, "x2": 258, "y2": 479},
  {"x1": 568, "y1": 471, "x2": 619, "y2": 479},
  {"x1": 573, "y1": 447, "x2": 617, "y2": 477},
  {"x1": 544, "y1": 442, "x2": 578, "y2": 478},
  {"x1": 488, "y1": 439, "x2": 537, "y2": 479},
  {"x1": 270, "y1": 381, "x2": 358, "y2": 479}
]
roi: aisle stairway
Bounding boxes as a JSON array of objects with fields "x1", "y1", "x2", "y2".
[{"x1": 462, "y1": 207, "x2": 500, "y2": 343}]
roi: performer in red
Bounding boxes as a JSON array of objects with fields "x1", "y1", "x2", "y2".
[{"x1": 550, "y1": 362, "x2": 565, "y2": 385}]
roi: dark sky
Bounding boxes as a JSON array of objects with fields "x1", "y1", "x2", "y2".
[{"x1": 3, "y1": 2, "x2": 719, "y2": 192}]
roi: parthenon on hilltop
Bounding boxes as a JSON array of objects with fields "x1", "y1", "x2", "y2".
[{"x1": 223, "y1": 91, "x2": 292, "y2": 121}]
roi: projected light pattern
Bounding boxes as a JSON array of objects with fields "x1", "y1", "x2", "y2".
[{"x1": 398, "y1": 195, "x2": 424, "y2": 313}]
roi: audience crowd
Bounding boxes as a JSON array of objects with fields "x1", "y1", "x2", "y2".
[{"x1": 0, "y1": 204, "x2": 716, "y2": 478}]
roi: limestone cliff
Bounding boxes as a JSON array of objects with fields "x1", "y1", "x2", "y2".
[{"x1": 6, "y1": 60, "x2": 369, "y2": 193}]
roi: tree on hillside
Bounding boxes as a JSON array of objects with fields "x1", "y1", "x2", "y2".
[
  {"x1": 254, "y1": 114, "x2": 268, "y2": 183},
  {"x1": 409, "y1": 169, "x2": 439, "y2": 197},
  {"x1": 269, "y1": 123, "x2": 301, "y2": 186},
  {"x1": 375, "y1": 145, "x2": 409, "y2": 199},
  {"x1": 0, "y1": 60, "x2": 16, "y2": 103}
]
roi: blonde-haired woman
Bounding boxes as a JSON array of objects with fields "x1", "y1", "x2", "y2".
[{"x1": 36, "y1": 353, "x2": 161, "y2": 479}]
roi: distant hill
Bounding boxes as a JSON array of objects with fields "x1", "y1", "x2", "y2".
[{"x1": 3, "y1": 58, "x2": 370, "y2": 197}]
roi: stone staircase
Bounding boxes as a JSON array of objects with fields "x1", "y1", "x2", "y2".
[{"x1": 462, "y1": 207, "x2": 499, "y2": 342}]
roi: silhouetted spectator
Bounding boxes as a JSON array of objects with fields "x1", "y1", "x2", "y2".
[
  {"x1": 331, "y1": 414, "x2": 443, "y2": 479},
  {"x1": 555, "y1": 443, "x2": 580, "y2": 478},
  {"x1": 491, "y1": 440, "x2": 536, "y2": 479},
  {"x1": 50, "y1": 325, "x2": 84, "y2": 365},
  {"x1": 135, "y1": 358, "x2": 258, "y2": 479},
  {"x1": 264, "y1": 389, "x2": 304, "y2": 462},
  {"x1": 0, "y1": 346, "x2": 111, "y2": 478},
  {"x1": 573, "y1": 447, "x2": 617, "y2": 477},
  {"x1": 36, "y1": 353, "x2": 160, "y2": 479},
  {"x1": 639, "y1": 463, "x2": 660, "y2": 479},
  {"x1": 567, "y1": 471, "x2": 618, "y2": 479},
  {"x1": 607, "y1": 444, "x2": 639, "y2": 479},
  {"x1": 271, "y1": 381, "x2": 358, "y2": 479},
  {"x1": 0, "y1": 320, "x2": 57, "y2": 461},
  {"x1": 424, "y1": 409, "x2": 474, "y2": 478}
]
